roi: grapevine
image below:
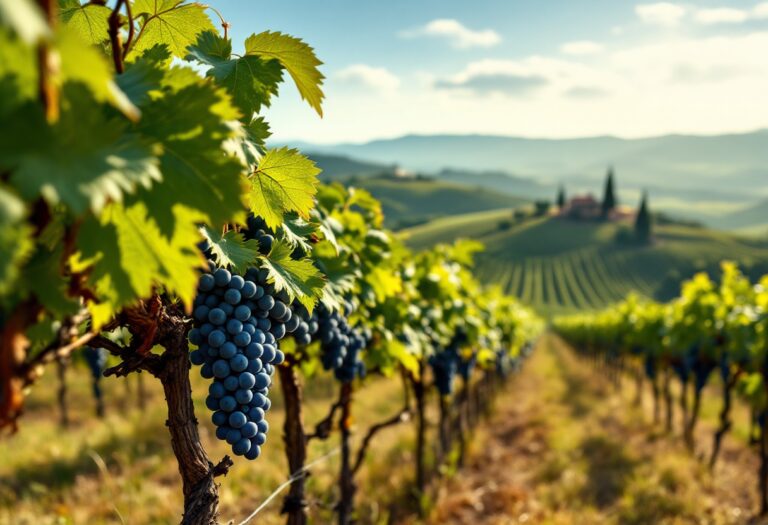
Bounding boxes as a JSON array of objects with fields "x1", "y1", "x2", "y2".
[
  {"x1": 0, "y1": 2, "x2": 542, "y2": 524},
  {"x1": 555, "y1": 262, "x2": 768, "y2": 514}
]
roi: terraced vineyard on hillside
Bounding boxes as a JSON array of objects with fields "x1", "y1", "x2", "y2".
[{"x1": 402, "y1": 211, "x2": 768, "y2": 314}]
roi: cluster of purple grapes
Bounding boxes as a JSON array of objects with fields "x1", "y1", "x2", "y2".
[
  {"x1": 245, "y1": 215, "x2": 275, "y2": 256},
  {"x1": 333, "y1": 325, "x2": 369, "y2": 383},
  {"x1": 83, "y1": 346, "x2": 107, "y2": 413},
  {"x1": 189, "y1": 263, "x2": 295, "y2": 459},
  {"x1": 287, "y1": 303, "x2": 318, "y2": 347},
  {"x1": 83, "y1": 345, "x2": 107, "y2": 380},
  {"x1": 430, "y1": 330, "x2": 473, "y2": 395},
  {"x1": 429, "y1": 346, "x2": 460, "y2": 395},
  {"x1": 458, "y1": 352, "x2": 476, "y2": 382},
  {"x1": 494, "y1": 348, "x2": 516, "y2": 379},
  {"x1": 290, "y1": 302, "x2": 369, "y2": 383}
]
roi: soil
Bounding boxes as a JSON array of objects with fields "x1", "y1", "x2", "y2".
[{"x1": 407, "y1": 335, "x2": 766, "y2": 525}]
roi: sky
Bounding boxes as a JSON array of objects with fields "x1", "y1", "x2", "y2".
[{"x1": 217, "y1": 1, "x2": 768, "y2": 144}]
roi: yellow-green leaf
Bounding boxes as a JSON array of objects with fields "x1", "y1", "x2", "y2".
[
  {"x1": 77, "y1": 202, "x2": 206, "y2": 328},
  {"x1": 248, "y1": 147, "x2": 320, "y2": 230},
  {"x1": 0, "y1": 185, "x2": 33, "y2": 300},
  {"x1": 200, "y1": 226, "x2": 260, "y2": 274},
  {"x1": 60, "y1": 0, "x2": 111, "y2": 45},
  {"x1": 260, "y1": 240, "x2": 325, "y2": 312},
  {"x1": 244, "y1": 31, "x2": 325, "y2": 117},
  {"x1": 130, "y1": 0, "x2": 215, "y2": 59}
]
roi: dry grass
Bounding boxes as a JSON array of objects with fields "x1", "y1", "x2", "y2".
[
  {"x1": 413, "y1": 334, "x2": 768, "y2": 525},
  {"x1": 0, "y1": 363, "x2": 420, "y2": 525},
  {"x1": 3, "y1": 335, "x2": 768, "y2": 525}
]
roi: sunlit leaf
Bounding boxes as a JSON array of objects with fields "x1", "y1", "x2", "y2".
[
  {"x1": 1, "y1": 85, "x2": 160, "y2": 214},
  {"x1": 187, "y1": 31, "x2": 283, "y2": 120},
  {"x1": 244, "y1": 31, "x2": 324, "y2": 116},
  {"x1": 60, "y1": 0, "x2": 110, "y2": 45},
  {"x1": 76, "y1": 202, "x2": 206, "y2": 328},
  {"x1": 200, "y1": 226, "x2": 260, "y2": 274},
  {"x1": 247, "y1": 147, "x2": 320, "y2": 230},
  {"x1": 260, "y1": 239, "x2": 325, "y2": 312},
  {"x1": 131, "y1": 0, "x2": 215, "y2": 59}
]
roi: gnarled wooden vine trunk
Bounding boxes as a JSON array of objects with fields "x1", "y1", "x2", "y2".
[
  {"x1": 158, "y1": 331, "x2": 223, "y2": 525},
  {"x1": 278, "y1": 364, "x2": 309, "y2": 525}
]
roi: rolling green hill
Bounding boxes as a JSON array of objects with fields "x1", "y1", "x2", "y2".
[
  {"x1": 351, "y1": 176, "x2": 527, "y2": 229},
  {"x1": 402, "y1": 214, "x2": 768, "y2": 315},
  {"x1": 296, "y1": 131, "x2": 768, "y2": 229},
  {"x1": 718, "y1": 198, "x2": 768, "y2": 234},
  {"x1": 308, "y1": 153, "x2": 393, "y2": 180}
]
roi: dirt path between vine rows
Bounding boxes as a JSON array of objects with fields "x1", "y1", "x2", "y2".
[{"x1": 412, "y1": 334, "x2": 766, "y2": 525}]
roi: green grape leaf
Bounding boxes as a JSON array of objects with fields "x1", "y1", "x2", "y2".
[
  {"x1": 159, "y1": 63, "x2": 203, "y2": 91},
  {"x1": 25, "y1": 243, "x2": 80, "y2": 317},
  {"x1": 449, "y1": 239, "x2": 484, "y2": 266},
  {"x1": 260, "y1": 240, "x2": 325, "y2": 312},
  {"x1": 247, "y1": 147, "x2": 320, "y2": 230},
  {"x1": 76, "y1": 202, "x2": 205, "y2": 328},
  {"x1": 135, "y1": 80, "x2": 244, "y2": 236},
  {"x1": 280, "y1": 213, "x2": 317, "y2": 253},
  {"x1": 185, "y1": 28, "x2": 231, "y2": 63},
  {"x1": 313, "y1": 241, "x2": 357, "y2": 293},
  {"x1": 223, "y1": 123, "x2": 261, "y2": 168},
  {"x1": 57, "y1": 27, "x2": 140, "y2": 120},
  {"x1": 60, "y1": 0, "x2": 111, "y2": 45},
  {"x1": 0, "y1": 28, "x2": 38, "y2": 108},
  {"x1": 246, "y1": 116, "x2": 271, "y2": 148},
  {"x1": 314, "y1": 213, "x2": 341, "y2": 254},
  {"x1": 116, "y1": 45, "x2": 171, "y2": 107},
  {"x1": 187, "y1": 31, "x2": 283, "y2": 120},
  {"x1": 1, "y1": 85, "x2": 161, "y2": 215},
  {"x1": 244, "y1": 31, "x2": 325, "y2": 117},
  {"x1": 366, "y1": 335, "x2": 419, "y2": 378},
  {"x1": 25, "y1": 317, "x2": 58, "y2": 353},
  {"x1": 224, "y1": 116, "x2": 271, "y2": 166},
  {"x1": 0, "y1": 186, "x2": 33, "y2": 299},
  {"x1": 0, "y1": 0, "x2": 50, "y2": 43},
  {"x1": 312, "y1": 244, "x2": 354, "y2": 313},
  {"x1": 319, "y1": 285, "x2": 343, "y2": 313},
  {"x1": 130, "y1": 0, "x2": 215, "y2": 59},
  {"x1": 200, "y1": 226, "x2": 260, "y2": 274},
  {"x1": 366, "y1": 266, "x2": 402, "y2": 302}
]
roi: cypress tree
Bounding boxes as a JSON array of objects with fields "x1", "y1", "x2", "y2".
[
  {"x1": 635, "y1": 191, "x2": 652, "y2": 243},
  {"x1": 601, "y1": 167, "x2": 617, "y2": 219},
  {"x1": 556, "y1": 185, "x2": 566, "y2": 210}
]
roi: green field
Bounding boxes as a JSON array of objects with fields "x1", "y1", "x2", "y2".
[
  {"x1": 350, "y1": 177, "x2": 526, "y2": 229},
  {"x1": 402, "y1": 214, "x2": 768, "y2": 315}
]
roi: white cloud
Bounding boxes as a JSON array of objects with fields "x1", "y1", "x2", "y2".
[
  {"x1": 267, "y1": 29, "x2": 768, "y2": 144},
  {"x1": 336, "y1": 64, "x2": 400, "y2": 93},
  {"x1": 695, "y1": 7, "x2": 749, "y2": 25},
  {"x1": 635, "y1": 3, "x2": 687, "y2": 26},
  {"x1": 561, "y1": 40, "x2": 604, "y2": 55},
  {"x1": 635, "y1": 3, "x2": 768, "y2": 27},
  {"x1": 401, "y1": 19, "x2": 501, "y2": 49},
  {"x1": 753, "y1": 2, "x2": 768, "y2": 18},
  {"x1": 435, "y1": 57, "x2": 615, "y2": 98}
]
